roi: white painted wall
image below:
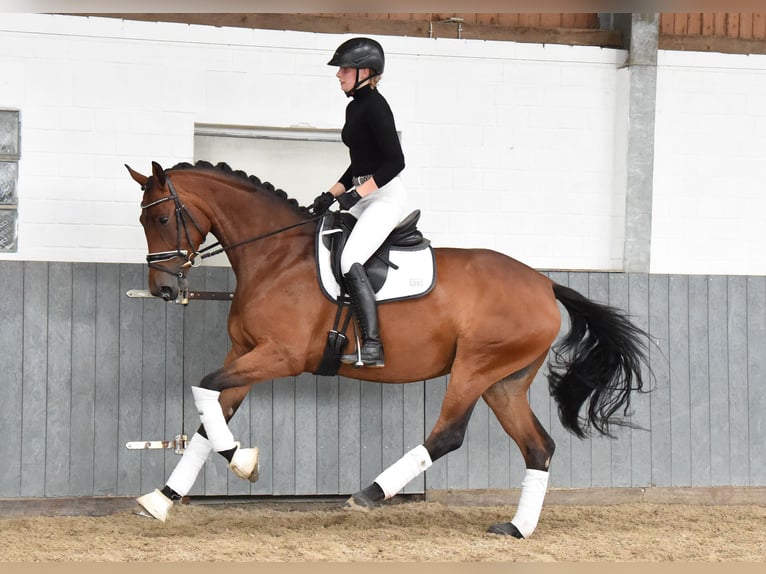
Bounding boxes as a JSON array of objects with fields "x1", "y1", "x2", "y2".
[
  {"x1": 652, "y1": 49, "x2": 766, "y2": 275},
  {"x1": 0, "y1": 14, "x2": 763, "y2": 275}
]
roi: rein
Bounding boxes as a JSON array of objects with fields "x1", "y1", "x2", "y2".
[{"x1": 141, "y1": 174, "x2": 323, "y2": 277}]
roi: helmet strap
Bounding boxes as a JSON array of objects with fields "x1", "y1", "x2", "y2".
[{"x1": 345, "y1": 69, "x2": 381, "y2": 97}]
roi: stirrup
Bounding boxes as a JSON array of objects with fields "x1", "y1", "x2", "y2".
[{"x1": 340, "y1": 340, "x2": 385, "y2": 368}]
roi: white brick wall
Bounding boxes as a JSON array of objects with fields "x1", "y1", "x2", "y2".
[
  {"x1": 652, "y1": 49, "x2": 766, "y2": 275},
  {"x1": 0, "y1": 14, "x2": 762, "y2": 275}
]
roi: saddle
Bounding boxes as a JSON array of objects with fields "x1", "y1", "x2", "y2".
[
  {"x1": 314, "y1": 209, "x2": 435, "y2": 376},
  {"x1": 322, "y1": 209, "x2": 430, "y2": 292}
]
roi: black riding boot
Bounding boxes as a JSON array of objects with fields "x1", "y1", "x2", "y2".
[{"x1": 341, "y1": 262, "x2": 385, "y2": 368}]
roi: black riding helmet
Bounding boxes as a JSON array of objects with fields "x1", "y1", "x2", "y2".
[{"x1": 328, "y1": 37, "x2": 385, "y2": 96}]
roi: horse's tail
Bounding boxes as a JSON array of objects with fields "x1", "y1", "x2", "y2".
[{"x1": 548, "y1": 283, "x2": 651, "y2": 439}]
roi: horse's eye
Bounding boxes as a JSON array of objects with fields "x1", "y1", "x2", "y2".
[{"x1": 159, "y1": 215, "x2": 170, "y2": 225}]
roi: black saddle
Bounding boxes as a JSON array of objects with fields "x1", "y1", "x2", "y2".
[{"x1": 322, "y1": 209, "x2": 430, "y2": 293}]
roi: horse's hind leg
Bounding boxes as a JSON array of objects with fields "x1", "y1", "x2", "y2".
[
  {"x1": 345, "y1": 370, "x2": 483, "y2": 511},
  {"x1": 482, "y1": 354, "x2": 556, "y2": 538}
]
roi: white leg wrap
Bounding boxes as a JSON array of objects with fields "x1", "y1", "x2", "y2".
[
  {"x1": 510, "y1": 469, "x2": 550, "y2": 538},
  {"x1": 191, "y1": 386, "x2": 237, "y2": 452},
  {"x1": 374, "y1": 444, "x2": 432, "y2": 499},
  {"x1": 165, "y1": 432, "x2": 212, "y2": 496}
]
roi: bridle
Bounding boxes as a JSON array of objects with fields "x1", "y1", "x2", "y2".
[
  {"x1": 140, "y1": 173, "x2": 324, "y2": 303},
  {"x1": 140, "y1": 178, "x2": 206, "y2": 300}
]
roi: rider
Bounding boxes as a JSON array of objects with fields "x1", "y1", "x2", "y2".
[{"x1": 310, "y1": 37, "x2": 406, "y2": 368}]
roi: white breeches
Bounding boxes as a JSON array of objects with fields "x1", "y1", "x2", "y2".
[{"x1": 341, "y1": 176, "x2": 406, "y2": 274}]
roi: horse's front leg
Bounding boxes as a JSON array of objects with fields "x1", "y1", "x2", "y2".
[
  {"x1": 136, "y1": 347, "x2": 294, "y2": 521},
  {"x1": 135, "y1": 383, "x2": 252, "y2": 522}
]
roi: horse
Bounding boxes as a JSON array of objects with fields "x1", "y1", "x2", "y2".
[{"x1": 126, "y1": 160, "x2": 650, "y2": 538}]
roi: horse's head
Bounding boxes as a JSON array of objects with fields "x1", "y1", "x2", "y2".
[{"x1": 126, "y1": 161, "x2": 208, "y2": 304}]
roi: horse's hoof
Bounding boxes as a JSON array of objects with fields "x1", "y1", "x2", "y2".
[
  {"x1": 487, "y1": 522, "x2": 524, "y2": 538},
  {"x1": 343, "y1": 492, "x2": 374, "y2": 512},
  {"x1": 228, "y1": 446, "x2": 260, "y2": 482},
  {"x1": 135, "y1": 489, "x2": 173, "y2": 522}
]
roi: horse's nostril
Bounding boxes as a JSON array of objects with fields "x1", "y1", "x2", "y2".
[{"x1": 159, "y1": 286, "x2": 174, "y2": 301}]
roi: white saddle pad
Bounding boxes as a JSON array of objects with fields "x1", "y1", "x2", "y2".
[{"x1": 316, "y1": 219, "x2": 436, "y2": 304}]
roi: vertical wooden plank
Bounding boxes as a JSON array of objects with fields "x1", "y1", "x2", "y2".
[
  {"x1": 628, "y1": 273, "x2": 651, "y2": 487},
  {"x1": 726, "y1": 13, "x2": 740, "y2": 37},
  {"x1": 496, "y1": 14, "x2": 519, "y2": 27},
  {"x1": 140, "y1": 296, "x2": 168, "y2": 494},
  {"x1": 201, "y1": 268, "x2": 230, "y2": 495},
  {"x1": 21, "y1": 262, "x2": 48, "y2": 497},
  {"x1": 162, "y1": 301, "x2": 186, "y2": 494},
  {"x1": 118, "y1": 264, "x2": 145, "y2": 496},
  {"x1": 607, "y1": 273, "x2": 632, "y2": 488},
  {"x1": 182, "y1": 268, "x2": 208, "y2": 496},
  {"x1": 518, "y1": 14, "x2": 541, "y2": 28},
  {"x1": 295, "y1": 372, "x2": 318, "y2": 495},
  {"x1": 660, "y1": 14, "x2": 675, "y2": 35},
  {"x1": 649, "y1": 274, "x2": 671, "y2": 487},
  {"x1": 424, "y1": 376, "x2": 447, "y2": 490},
  {"x1": 466, "y1": 394, "x2": 489, "y2": 489},
  {"x1": 747, "y1": 276, "x2": 766, "y2": 485},
  {"x1": 588, "y1": 273, "x2": 612, "y2": 488},
  {"x1": 752, "y1": 14, "x2": 766, "y2": 39},
  {"x1": 316, "y1": 375, "x2": 340, "y2": 493},
  {"x1": 486, "y1": 394, "x2": 511, "y2": 490},
  {"x1": 338, "y1": 376, "x2": 361, "y2": 494},
  {"x1": 688, "y1": 275, "x2": 711, "y2": 487},
  {"x1": 272, "y1": 376, "x2": 296, "y2": 495},
  {"x1": 707, "y1": 276, "x2": 730, "y2": 486},
  {"x1": 381, "y1": 383, "x2": 404, "y2": 476},
  {"x1": 402, "y1": 381, "x2": 425, "y2": 494},
  {"x1": 567, "y1": 272, "x2": 591, "y2": 488},
  {"x1": 673, "y1": 13, "x2": 688, "y2": 35},
  {"x1": 540, "y1": 14, "x2": 562, "y2": 28},
  {"x1": 94, "y1": 264, "x2": 120, "y2": 496},
  {"x1": 0, "y1": 261, "x2": 23, "y2": 497},
  {"x1": 220, "y1": 268, "x2": 249, "y2": 495},
  {"x1": 668, "y1": 275, "x2": 691, "y2": 487},
  {"x1": 359, "y1": 380, "x2": 383, "y2": 487},
  {"x1": 249, "y1": 379, "x2": 273, "y2": 495},
  {"x1": 727, "y1": 276, "x2": 749, "y2": 485},
  {"x1": 547, "y1": 271, "x2": 571, "y2": 488},
  {"x1": 70, "y1": 263, "x2": 97, "y2": 496},
  {"x1": 46, "y1": 262, "x2": 73, "y2": 496},
  {"x1": 714, "y1": 13, "x2": 727, "y2": 36},
  {"x1": 702, "y1": 13, "x2": 716, "y2": 36},
  {"x1": 687, "y1": 13, "x2": 703, "y2": 35},
  {"x1": 739, "y1": 13, "x2": 753, "y2": 39}
]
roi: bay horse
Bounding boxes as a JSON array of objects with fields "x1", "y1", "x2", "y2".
[{"x1": 126, "y1": 160, "x2": 650, "y2": 538}]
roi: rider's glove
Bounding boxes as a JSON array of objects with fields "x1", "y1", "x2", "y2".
[
  {"x1": 308, "y1": 191, "x2": 335, "y2": 215},
  {"x1": 336, "y1": 189, "x2": 362, "y2": 210}
]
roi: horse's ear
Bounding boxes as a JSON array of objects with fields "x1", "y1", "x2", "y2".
[
  {"x1": 125, "y1": 164, "x2": 148, "y2": 186},
  {"x1": 151, "y1": 161, "x2": 166, "y2": 188}
]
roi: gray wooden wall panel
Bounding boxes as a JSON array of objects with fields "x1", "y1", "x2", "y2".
[
  {"x1": 747, "y1": 276, "x2": 766, "y2": 485},
  {"x1": 0, "y1": 261, "x2": 22, "y2": 498},
  {"x1": 2, "y1": 261, "x2": 765, "y2": 500},
  {"x1": 21, "y1": 262, "x2": 48, "y2": 497}
]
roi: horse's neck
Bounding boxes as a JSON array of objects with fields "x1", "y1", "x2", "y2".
[{"x1": 186, "y1": 177, "x2": 310, "y2": 275}]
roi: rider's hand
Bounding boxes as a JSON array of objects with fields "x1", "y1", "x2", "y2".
[
  {"x1": 308, "y1": 191, "x2": 335, "y2": 215},
  {"x1": 336, "y1": 189, "x2": 362, "y2": 210}
]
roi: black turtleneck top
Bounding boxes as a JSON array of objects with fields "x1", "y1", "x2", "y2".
[{"x1": 338, "y1": 85, "x2": 405, "y2": 190}]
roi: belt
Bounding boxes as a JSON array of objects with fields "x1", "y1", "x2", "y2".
[{"x1": 352, "y1": 174, "x2": 373, "y2": 187}]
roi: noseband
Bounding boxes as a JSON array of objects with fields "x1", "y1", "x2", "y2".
[{"x1": 140, "y1": 177, "x2": 206, "y2": 301}]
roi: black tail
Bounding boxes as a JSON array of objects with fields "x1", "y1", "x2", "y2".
[{"x1": 549, "y1": 283, "x2": 651, "y2": 439}]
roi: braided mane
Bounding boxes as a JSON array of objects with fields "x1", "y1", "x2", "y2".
[{"x1": 170, "y1": 160, "x2": 310, "y2": 217}]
